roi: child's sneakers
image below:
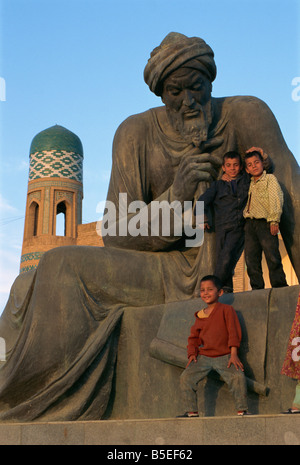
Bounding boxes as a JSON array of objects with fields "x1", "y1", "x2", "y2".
[{"x1": 176, "y1": 411, "x2": 199, "y2": 418}]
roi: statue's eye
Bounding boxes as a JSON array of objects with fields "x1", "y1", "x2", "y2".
[
  {"x1": 192, "y1": 83, "x2": 203, "y2": 91},
  {"x1": 168, "y1": 87, "x2": 181, "y2": 96}
]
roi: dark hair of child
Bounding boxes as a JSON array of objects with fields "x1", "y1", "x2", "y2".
[
  {"x1": 222, "y1": 151, "x2": 242, "y2": 165},
  {"x1": 244, "y1": 150, "x2": 264, "y2": 162},
  {"x1": 200, "y1": 275, "x2": 223, "y2": 291}
]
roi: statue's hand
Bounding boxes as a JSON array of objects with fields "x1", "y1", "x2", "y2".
[{"x1": 172, "y1": 146, "x2": 222, "y2": 202}]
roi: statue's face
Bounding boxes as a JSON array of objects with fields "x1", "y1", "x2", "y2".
[
  {"x1": 162, "y1": 68, "x2": 213, "y2": 146},
  {"x1": 162, "y1": 68, "x2": 211, "y2": 112}
]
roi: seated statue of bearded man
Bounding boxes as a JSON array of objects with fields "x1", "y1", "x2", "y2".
[{"x1": 0, "y1": 32, "x2": 299, "y2": 422}]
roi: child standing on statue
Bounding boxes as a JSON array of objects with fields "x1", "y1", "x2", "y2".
[
  {"x1": 177, "y1": 275, "x2": 250, "y2": 417},
  {"x1": 243, "y1": 149, "x2": 287, "y2": 290},
  {"x1": 198, "y1": 151, "x2": 249, "y2": 293}
]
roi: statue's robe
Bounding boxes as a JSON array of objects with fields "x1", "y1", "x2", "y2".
[{"x1": 0, "y1": 96, "x2": 299, "y2": 421}]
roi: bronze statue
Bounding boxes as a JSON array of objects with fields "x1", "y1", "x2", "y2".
[{"x1": 0, "y1": 32, "x2": 299, "y2": 421}]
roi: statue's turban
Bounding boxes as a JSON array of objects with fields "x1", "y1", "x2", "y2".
[{"x1": 144, "y1": 32, "x2": 217, "y2": 96}]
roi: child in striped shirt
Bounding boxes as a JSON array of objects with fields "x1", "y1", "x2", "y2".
[{"x1": 243, "y1": 149, "x2": 287, "y2": 290}]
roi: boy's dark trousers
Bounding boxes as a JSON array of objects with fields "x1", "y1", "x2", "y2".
[
  {"x1": 214, "y1": 224, "x2": 245, "y2": 293},
  {"x1": 244, "y1": 218, "x2": 287, "y2": 289}
]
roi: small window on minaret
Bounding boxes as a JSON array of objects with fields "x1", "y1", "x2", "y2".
[
  {"x1": 28, "y1": 201, "x2": 39, "y2": 236},
  {"x1": 33, "y1": 203, "x2": 39, "y2": 236},
  {"x1": 56, "y1": 201, "x2": 66, "y2": 236}
]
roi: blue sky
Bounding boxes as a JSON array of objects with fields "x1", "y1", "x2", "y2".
[{"x1": 0, "y1": 0, "x2": 299, "y2": 310}]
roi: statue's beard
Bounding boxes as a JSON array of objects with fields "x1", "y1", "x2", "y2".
[{"x1": 166, "y1": 99, "x2": 213, "y2": 147}]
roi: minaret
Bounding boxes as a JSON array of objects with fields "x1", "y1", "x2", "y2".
[{"x1": 20, "y1": 125, "x2": 84, "y2": 273}]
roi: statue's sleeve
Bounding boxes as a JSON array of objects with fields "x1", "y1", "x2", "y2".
[
  {"x1": 233, "y1": 96, "x2": 300, "y2": 280},
  {"x1": 102, "y1": 114, "x2": 185, "y2": 251}
]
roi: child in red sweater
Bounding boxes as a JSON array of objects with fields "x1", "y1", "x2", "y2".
[{"x1": 177, "y1": 275, "x2": 249, "y2": 417}]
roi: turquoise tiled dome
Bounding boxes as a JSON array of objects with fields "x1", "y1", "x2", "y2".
[
  {"x1": 29, "y1": 125, "x2": 83, "y2": 182},
  {"x1": 30, "y1": 125, "x2": 83, "y2": 155}
]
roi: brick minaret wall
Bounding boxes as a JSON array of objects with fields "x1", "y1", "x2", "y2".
[{"x1": 20, "y1": 125, "x2": 85, "y2": 273}]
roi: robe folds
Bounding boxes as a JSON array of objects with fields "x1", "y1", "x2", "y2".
[{"x1": 0, "y1": 96, "x2": 299, "y2": 421}]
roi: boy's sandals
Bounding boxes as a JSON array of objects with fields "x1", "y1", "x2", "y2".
[
  {"x1": 177, "y1": 411, "x2": 253, "y2": 417},
  {"x1": 176, "y1": 412, "x2": 199, "y2": 418},
  {"x1": 237, "y1": 410, "x2": 253, "y2": 416},
  {"x1": 282, "y1": 408, "x2": 300, "y2": 414}
]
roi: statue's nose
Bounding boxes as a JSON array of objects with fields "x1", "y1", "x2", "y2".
[{"x1": 182, "y1": 90, "x2": 195, "y2": 106}]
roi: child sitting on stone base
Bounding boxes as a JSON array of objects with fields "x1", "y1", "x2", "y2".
[{"x1": 177, "y1": 275, "x2": 250, "y2": 417}]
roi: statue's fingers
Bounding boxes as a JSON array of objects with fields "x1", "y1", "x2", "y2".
[
  {"x1": 194, "y1": 161, "x2": 219, "y2": 179},
  {"x1": 200, "y1": 136, "x2": 224, "y2": 152}
]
